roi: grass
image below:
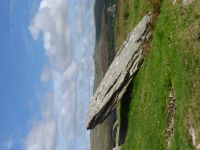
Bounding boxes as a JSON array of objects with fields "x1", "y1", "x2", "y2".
[
  {"x1": 115, "y1": 0, "x2": 200, "y2": 149},
  {"x1": 114, "y1": 0, "x2": 150, "y2": 50}
]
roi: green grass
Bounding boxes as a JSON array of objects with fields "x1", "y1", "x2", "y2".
[
  {"x1": 115, "y1": 0, "x2": 200, "y2": 149},
  {"x1": 114, "y1": 0, "x2": 150, "y2": 50}
]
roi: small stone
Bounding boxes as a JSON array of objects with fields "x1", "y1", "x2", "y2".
[
  {"x1": 169, "y1": 92, "x2": 174, "y2": 98},
  {"x1": 197, "y1": 144, "x2": 200, "y2": 150},
  {"x1": 113, "y1": 147, "x2": 120, "y2": 150}
]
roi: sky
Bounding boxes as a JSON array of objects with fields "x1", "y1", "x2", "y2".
[{"x1": 0, "y1": 0, "x2": 95, "y2": 150}]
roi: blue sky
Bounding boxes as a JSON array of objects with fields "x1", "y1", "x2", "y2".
[{"x1": 0, "y1": 0, "x2": 95, "y2": 150}]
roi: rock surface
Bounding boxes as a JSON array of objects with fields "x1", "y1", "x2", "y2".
[{"x1": 87, "y1": 14, "x2": 152, "y2": 129}]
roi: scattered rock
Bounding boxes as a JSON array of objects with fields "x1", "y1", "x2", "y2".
[
  {"x1": 167, "y1": 87, "x2": 176, "y2": 150},
  {"x1": 87, "y1": 14, "x2": 152, "y2": 129},
  {"x1": 107, "y1": 5, "x2": 116, "y2": 18},
  {"x1": 197, "y1": 144, "x2": 200, "y2": 150},
  {"x1": 188, "y1": 116, "x2": 200, "y2": 149},
  {"x1": 173, "y1": 0, "x2": 177, "y2": 5},
  {"x1": 189, "y1": 125, "x2": 196, "y2": 146},
  {"x1": 113, "y1": 146, "x2": 120, "y2": 150}
]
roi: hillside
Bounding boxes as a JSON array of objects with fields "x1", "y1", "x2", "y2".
[{"x1": 115, "y1": 0, "x2": 200, "y2": 149}]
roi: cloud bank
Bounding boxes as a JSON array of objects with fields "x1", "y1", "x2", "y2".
[{"x1": 26, "y1": 0, "x2": 95, "y2": 149}]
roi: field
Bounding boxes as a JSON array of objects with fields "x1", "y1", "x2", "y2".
[{"x1": 115, "y1": 0, "x2": 200, "y2": 149}]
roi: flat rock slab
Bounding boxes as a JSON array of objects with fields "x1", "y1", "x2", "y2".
[{"x1": 87, "y1": 14, "x2": 152, "y2": 129}]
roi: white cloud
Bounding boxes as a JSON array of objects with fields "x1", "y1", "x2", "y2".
[
  {"x1": 40, "y1": 65, "x2": 52, "y2": 82},
  {"x1": 26, "y1": 92, "x2": 57, "y2": 150},
  {"x1": 26, "y1": 0, "x2": 95, "y2": 149},
  {"x1": 29, "y1": 0, "x2": 73, "y2": 72},
  {"x1": 26, "y1": 119, "x2": 57, "y2": 150}
]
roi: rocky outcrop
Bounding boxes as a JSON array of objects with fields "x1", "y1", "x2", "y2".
[
  {"x1": 107, "y1": 5, "x2": 116, "y2": 18},
  {"x1": 87, "y1": 14, "x2": 152, "y2": 129}
]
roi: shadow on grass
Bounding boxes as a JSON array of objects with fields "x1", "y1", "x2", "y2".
[{"x1": 118, "y1": 79, "x2": 135, "y2": 146}]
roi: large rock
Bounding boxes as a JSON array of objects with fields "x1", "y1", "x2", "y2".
[{"x1": 87, "y1": 14, "x2": 152, "y2": 129}]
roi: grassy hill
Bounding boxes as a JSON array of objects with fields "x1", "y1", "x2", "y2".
[{"x1": 115, "y1": 0, "x2": 200, "y2": 149}]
